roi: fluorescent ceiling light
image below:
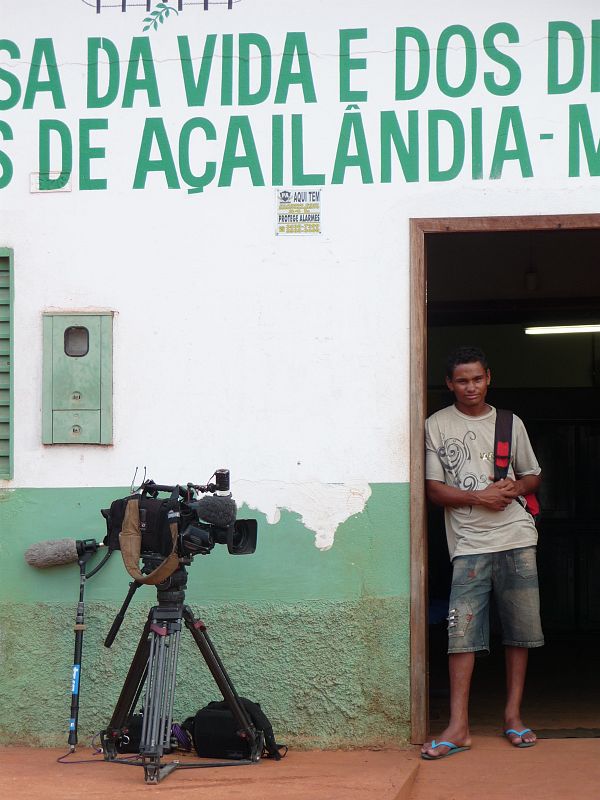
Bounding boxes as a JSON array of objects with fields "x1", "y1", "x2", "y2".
[{"x1": 525, "y1": 324, "x2": 600, "y2": 335}]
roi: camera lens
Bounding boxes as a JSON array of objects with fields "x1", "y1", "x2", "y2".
[{"x1": 228, "y1": 519, "x2": 257, "y2": 555}]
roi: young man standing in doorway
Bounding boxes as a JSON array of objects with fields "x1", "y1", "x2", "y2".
[{"x1": 422, "y1": 345, "x2": 543, "y2": 760}]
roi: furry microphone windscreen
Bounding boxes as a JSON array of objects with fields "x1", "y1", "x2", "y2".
[
  {"x1": 195, "y1": 495, "x2": 237, "y2": 527},
  {"x1": 24, "y1": 538, "x2": 80, "y2": 568}
]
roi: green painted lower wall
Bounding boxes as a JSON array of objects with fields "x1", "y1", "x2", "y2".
[{"x1": 0, "y1": 483, "x2": 411, "y2": 748}]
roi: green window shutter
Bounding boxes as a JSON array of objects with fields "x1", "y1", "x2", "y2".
[{"x1": 0, "y1": 249, "x2": 13, "y2": 478}]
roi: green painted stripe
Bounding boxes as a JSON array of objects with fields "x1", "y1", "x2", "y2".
[
  {"x1": 1, "y1": 483, "x2": 410, "y2": 604},
  {"x1": 0, "y1": 483, "x2": 411, "y2": 748}
]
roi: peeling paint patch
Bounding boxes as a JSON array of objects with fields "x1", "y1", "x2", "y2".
[{"x1": 233, "y1": 480, "x2": 372, "y2": 549}]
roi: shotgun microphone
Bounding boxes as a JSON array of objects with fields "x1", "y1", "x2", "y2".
[{"x1": 24, "y1": 538, "x2": 105, "y2": 568}]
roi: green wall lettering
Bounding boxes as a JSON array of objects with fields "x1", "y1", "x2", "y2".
[
  {"x1": 272, "y1": 114, "x2": 284, "y2": 185},
  {"x1": 87, "y1": 38, "x2": 120, "y2": 109},
  {"x1": 178, "y1": 34, "x2": 217, "y2": 107},
  {"x1": 471, "y1": 107, "x2": 483, "y2": 180},
  {"x1": 23, "y1": 39, "x2": 65, "y2": 110},
  {"x1": 122, "y1": 38, "x2": 161, "y2": 108},
  {"x1": 0, "y1": 121, "x2": 14, "y2": 188},
  {"x1": 490, "y1": 105, "x2": 532, "y2": 178},
  {"x1": 428, "y1": 109, "x2": 464, "y2": 181},
  {"x1": 218, "y1": 115, "x2": 265, "y2": 187},
  {"x1": 483, "y1": 22, "x2": 521, "y2": 96},
  {"x1": 38, "y1": 120, "x2": 72, "y2": 189},
  {"x1": 275, "y1": 32, "x2": 317, "y2": 104},
  {"x1": 436, "y1": 25, "x2": 477, "y2": 98},
  {"x1": 339, "y1": 28, "x2": 368, "y2": 102},
  {"x1": 0, "y1": 40, "x2": 21, "y2": 110},
  {"x1": 239, "y1": 33, "x2": 272, "y2": 106},
  {"x1": 291, "y1": 114, "x2": 326, "y2": 185},
  {"x1": 568, "y1": 103, "x2": 600, "y2": 177},
  {"x1": 395, "y1": 27, "x2": 430, "y2": 101},
  {"x1": 133, "y1": 117, "x2": 180, "y2": 188},
  {"x1": 593, "y1": 20, "x2": 600, "y2": 92},
  {"x1": 380, "y1": 110, "x2": 419, "y2": 183},
  {"x1": 179, "y1": 117, "x2": 217, "y2": 194},
  {"x1": 332, "y1": 111, "x2": 373, "y2": 184},
  {"x1": 79, "y1": 118, "x2": 108, "y2": 190},
  {"x1": 221, "y1": 34, "x2": 234, "y2": 106},
  {"x1": 548, "y1": 21, "x2": 584, "y2": 94}
]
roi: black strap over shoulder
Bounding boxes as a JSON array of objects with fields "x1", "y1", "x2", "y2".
[
  {"x1": 494, "y1": 408, "x2": 513, "y2": 481},
  {"x1": 494, "y1": 408, "x2": 540, "y2": 522}
]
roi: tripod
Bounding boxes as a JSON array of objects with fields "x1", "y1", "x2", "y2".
[{"x1": 100, "y1": 564, "x2": 263, "y2": 783}]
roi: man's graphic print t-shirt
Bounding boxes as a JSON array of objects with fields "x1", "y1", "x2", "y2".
[{"x1": 425, "y1": 404, "x2": 541, "y2": 560}]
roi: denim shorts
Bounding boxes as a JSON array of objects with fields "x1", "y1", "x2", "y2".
[{"x1": 447, "y1": 547, "x2": 544, "y2": 655}]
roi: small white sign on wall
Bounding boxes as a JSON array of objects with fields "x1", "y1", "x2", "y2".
[{"x1": 275, "y1": 189, "x2": 322, "y2": 235}]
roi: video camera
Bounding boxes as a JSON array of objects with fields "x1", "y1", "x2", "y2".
[{"x1": 101, "y1": 469, "x2": 257, "y2": 563}]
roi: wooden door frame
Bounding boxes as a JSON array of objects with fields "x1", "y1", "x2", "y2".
[{"x1": 409, "y1": 212, "x2": 600, "y2": 744}]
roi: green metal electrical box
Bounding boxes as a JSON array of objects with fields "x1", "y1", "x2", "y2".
[{"x1": 42, "y1": 313, "x2": 113, "y2": 444}]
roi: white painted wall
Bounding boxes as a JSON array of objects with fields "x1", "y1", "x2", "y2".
[{"x1": 2, "y1": 1, "x2": 600, "y2": 540}]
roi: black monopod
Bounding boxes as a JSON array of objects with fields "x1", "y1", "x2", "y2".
[
  {"x1": 67, "y1": 540, "x2": 112, "y2": 751},
  {"x1": 25, "y1": 535, "x2": 113, "y2": 751}
]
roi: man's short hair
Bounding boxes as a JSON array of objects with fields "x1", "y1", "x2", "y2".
[{"x1": 445, "y1": 346, "x2": 489, "y2": 379}]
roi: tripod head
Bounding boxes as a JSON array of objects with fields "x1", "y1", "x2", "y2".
[{"x1": 147, "y1": 561, "x2": 189, "y2": 606}]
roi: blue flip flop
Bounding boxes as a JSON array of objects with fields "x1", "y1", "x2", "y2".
[
  {"x1": 421, "y1": 740, "x2": 471, "y2": 760},
  {"x1": 504, "y1": 728, "x2": 536, "y2": 748}
]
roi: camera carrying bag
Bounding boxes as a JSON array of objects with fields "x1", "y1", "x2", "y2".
[
  {"x1": 101, "y1": 493, "x2": 180, "y2": 585},
  {"x1": 184, "y1": 698, "x2": 287, "y2": 761},
  {"x1": 494, "y1": 408, "x2": 540, "y2": 522}
]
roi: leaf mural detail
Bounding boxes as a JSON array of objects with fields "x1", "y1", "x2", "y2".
[{"x1": 143, "y1": 3, "x2": 179, "y2": 32}]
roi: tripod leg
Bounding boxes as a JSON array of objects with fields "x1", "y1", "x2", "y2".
[
  {"x1": 183, "y1": 606, "x2": 263, "y2": 760},
  {"x1": 139, "y1": 622, "x2": 181, "y2": 757},
  {"x1": 101, "y1": 617, "x2": 152, "y2": 758}
]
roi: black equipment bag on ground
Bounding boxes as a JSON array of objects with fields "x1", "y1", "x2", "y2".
[{"x1": 184, "y1": 698, "x2": 287, "y2": 761}]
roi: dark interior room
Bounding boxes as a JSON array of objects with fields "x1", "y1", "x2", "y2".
[{"x1": 426, "y1": 228, "x2": 600, "y2": 737}]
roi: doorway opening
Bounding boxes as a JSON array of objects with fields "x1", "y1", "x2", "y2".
[{"x1": 410, "y1": 215, "x2": 600, "y2": 743}]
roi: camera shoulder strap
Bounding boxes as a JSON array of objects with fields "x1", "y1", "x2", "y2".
[
  {"x1": 119, "y1": 497, "x2": 180, "y2": 585},
  {"x1": 493, "y1": 408, "x2": 513, "y2": 481},
  {"x1": 494, "y1": 408, "x2": 541, "y2": 522}
]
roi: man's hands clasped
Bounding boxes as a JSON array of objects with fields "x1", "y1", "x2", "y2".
[{"x1": 478, "y1": 478, "x2": 521, "y2": 511}]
